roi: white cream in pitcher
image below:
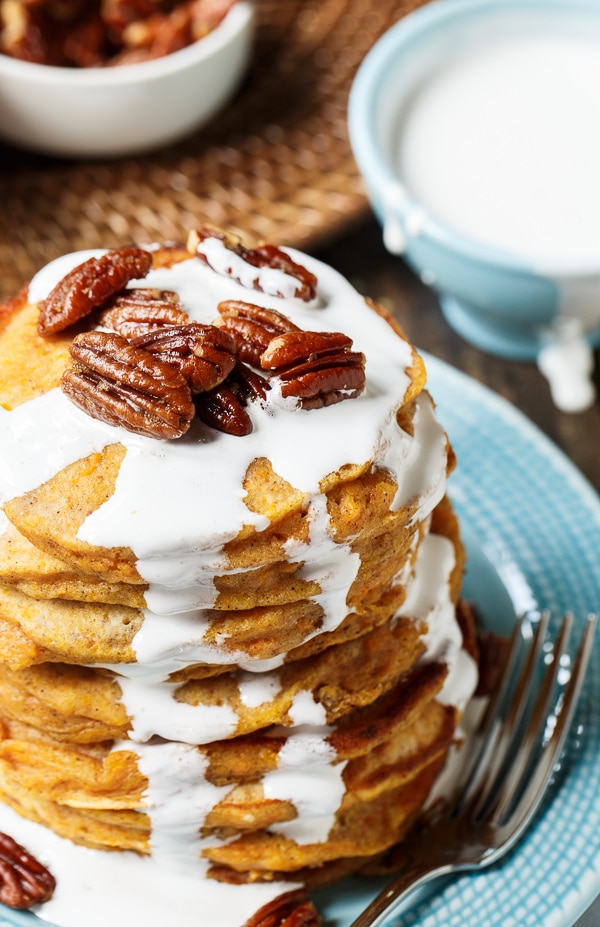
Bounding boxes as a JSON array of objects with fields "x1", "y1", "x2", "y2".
[{"x1": 395, "y1": 30, "x2": 600, "y2": 268}]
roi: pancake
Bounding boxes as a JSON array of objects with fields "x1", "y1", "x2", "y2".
[
  {"x1": 0, "y1": 230, "x2": 479, "y2": 926},
  {"x1": 0, "y1": 611, "x2": 427, "y2": 745},
  {"x1": 0, "y1": 521, "x2": 146, "y2": 607},
  {"x1": 0, "y1": 665, "x2": 455, "y2": 871}
]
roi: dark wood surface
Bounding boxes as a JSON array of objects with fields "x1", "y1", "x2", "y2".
[{"x1": 315, "y1": 214, "x2": 600, "y2": 493}]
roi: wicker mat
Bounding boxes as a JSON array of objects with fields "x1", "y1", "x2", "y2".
[{"x1": 0, "y1": 0, "x2": 426, "y2": 302}]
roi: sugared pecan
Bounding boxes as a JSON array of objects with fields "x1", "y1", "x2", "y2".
[
  {"x1": 216, "y1": 300, "x2": 300, "y2": 368},
  {"x1": 0, "y1": 2, "x2": 61, "y2": 65},
  {"x1": 242, "y1": 890, "x2": 321, "y2": 927},
  {"x1": 99, "y1": 288, "x2": 189, "y2": 338},
  {"x1": 188, "y1": 226, "x2": 318, "y2": 302},
  {"x1": 102, "y1": 0, "x2": 171, "y2": 44},
  {"x1": 62, "y1": 7, "x2": 108, "y2": 67},
  {"x1": 61, "y1": 330, "x2": 195, "y2": 439},
  {"x1": 227, "y1": 360, "x2": 271, "y2": 404},
  {"x1": 131, "y1": 323, "x2": 237, "y2": 393},
  {"x1": 195, "y1": 384, "x2": 253, "y2": 436},
  {"x1": 190, "y1": 0, "x2": 239, "y2": 36},
  {"x1": 38, "y1": 246, "x2": 152, "y2": 336},
  {"x1": 0, "y1": 832, "x2": 56, "y2": 909},
  {"x1": 150, "y1": 241, "x2": 193, "y2": 269},
  {"x1": 116, "y1": 2, "x2": 192, "y2": 62},
  {"x1": 0, "y1": 0, "x2": 237, "y2": 66},
  {"x1": 50, "y1": 2, "x2": 110, "y2": 65},
  {"x1": 260, "y1": 330, "x2": 366, "y2": 409}
]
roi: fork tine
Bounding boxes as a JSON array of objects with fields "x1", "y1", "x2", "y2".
[
  {"x1": 495, "y1": 610, "x2": 553, "y2": 745},
  {"x1": 345, "y1": 614, "x2": 596, "y2": 927},
  {"x1": 456, "y1": 612, "x2": 549, "y2": 816},
  {"x1": 448, "y1": 613, "x2": 527, "y2": 814},
  {"x1": 497, "y1": 613, "x2": 597, "y2": 844},
  {"x1": 483, "y1": 613, "x2": 573, "y2": 821}
]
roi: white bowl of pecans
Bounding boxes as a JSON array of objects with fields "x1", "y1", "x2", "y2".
[{"x1": 0, "y1": 0, "x2": 254, "y2": 158}]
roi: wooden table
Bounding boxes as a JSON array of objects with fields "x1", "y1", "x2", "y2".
[{"x1": 315, "y1": 214, "x2": 600, "y2": 494}]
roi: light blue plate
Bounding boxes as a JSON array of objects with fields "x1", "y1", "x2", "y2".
[
  {"x1": 316, "y1": 354, "x2": 600, "y2": 927},
  {"x1": 1, "y1": 356, "x2": 599, "y2": 927}
]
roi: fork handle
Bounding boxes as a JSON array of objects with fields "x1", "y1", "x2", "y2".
[{"x1": 349, "y1": 859, "x2": 451, "y2": 927}]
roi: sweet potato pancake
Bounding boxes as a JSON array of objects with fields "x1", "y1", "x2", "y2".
[{"x1": 0, "y1": 229, "x2": 478, "y2": 922}]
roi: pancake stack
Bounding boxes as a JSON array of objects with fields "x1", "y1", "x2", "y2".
[{"x1": 0, "y1": 228, "x2": 478, "y2": 923}]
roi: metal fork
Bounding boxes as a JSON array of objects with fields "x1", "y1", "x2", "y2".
[{"x1": 349, "y1": 611, "x2": 598, "y2": 927}]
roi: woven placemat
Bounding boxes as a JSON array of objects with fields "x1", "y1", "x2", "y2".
[{"x1": 0, "y1": 0, "x2": 426, "y2": 302}]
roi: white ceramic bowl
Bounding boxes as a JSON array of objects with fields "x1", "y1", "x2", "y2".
[
  {"x1": 0, "y1": 0, "x2": 254, "y2": 158},
  {"x1": 349, "y1": 0, "x2": 600, "y2": 412}
]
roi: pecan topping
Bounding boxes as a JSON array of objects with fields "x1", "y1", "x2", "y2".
[
  {"x1": 0, "y1": 0, "x2": 237, "y2": 67},
  {"x1": 188, "y1": 226, "x2": 318, "y2": 302},
  {"x1": 195, "y1": 385, "x2": 253, "y2": 437},
  {"x1": 61, "y1": 331, "x2": 195, "y2": 439},
  {"x1": 228, "y1": 360, "x2": 271, "y2": 404},
  {"x1": 0, "y1": 832, "x2": 56, "y2": 909},
  {"x1": 38, "y1": 247, "x2": 152, "y2": 336},
  {"x1": 131, "y1": 323, "x2": 237, "y2": 393},
  {"x1": 106, "y1": 0, "x2": 237, "y2": 65},
  {"x1": 99, "y1": 288, "x2": 189, "y2": 337},
  {"x1": 216, "y1": 300, "x2": 300, "y2": 368},
  {"x1": 243, "y1": 890, "x2": 321, "y2": 927},
  {"x1": 260, "y1": 330, "x2": 366, "y2": 409}
]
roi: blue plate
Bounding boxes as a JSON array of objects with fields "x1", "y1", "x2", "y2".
[
  {"x1": 1, "y1": 356, "x2": 599, "y2": 927},
  {"x1": 316, "y1": 354, "x2": 600, "y2": 927}
]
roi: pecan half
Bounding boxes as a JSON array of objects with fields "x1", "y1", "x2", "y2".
[
  {"x1": 102, "y1": 0, "x2": 170, "y2": 43},
  {"x1": 0, "y1": 0, "x2": 237, "y2": 66},
  {"x1": 131, "y1": 323, "x2": 237, "y2": 393},
  {"x1": 0, "y1": 3, "x2": 60, "y2": 65},
  {"x1": 242, "y1": 889, "x2": 321, "y2": 927},
  {"x1": 188, "y1": 226, "x2": 318, "y2": 302},
  {"x1": 61, "y1": 330, "x2": 195, "y2": 439},
  {"x1": 216, "y1": 300, "x2": 300, "y2": 368},
  {"x1": 0, "y1": 832, "x2": 56, "y2": 909},
  {"x1": 38, "y1": 246, "x2": 153, "y2": 336},
  {"x1": 227, "y1": 360, "x2": 271, "y2": 404},
  {"x1": 99, "y1": 288, "x2": 189, "y2": 338},
  {"x1": 260, "y1": 330, "x2": 366, "y2": 409},
  {"x1": 62, "y1": 7, "x2": 108, "y2": 67},
  {"x1": 195, "y1": 384, "x2": 253, "y2": 436},
  {"x1": 115, "y1": 3, "x2": 192, "y2": 63}
]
